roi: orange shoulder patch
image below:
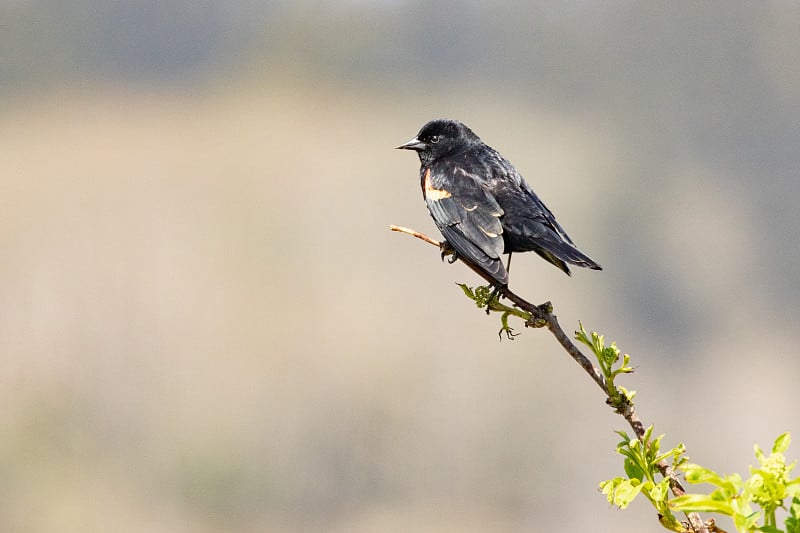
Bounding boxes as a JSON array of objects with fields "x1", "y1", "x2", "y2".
[{"x1": 423, "y1": 168, "x2": 452, "y2": 201}]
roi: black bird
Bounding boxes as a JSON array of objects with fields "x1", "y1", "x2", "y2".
[{"x1": 397, "y1": 119, "x2": 601, "y2": 286}]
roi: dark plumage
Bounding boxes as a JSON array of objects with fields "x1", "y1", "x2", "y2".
[{"x1": 397, "y1": 118, "x2": 601, "y2": 286}]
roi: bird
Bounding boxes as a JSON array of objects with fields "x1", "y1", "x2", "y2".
[{"x1": 396, "y1": 118, "x2": 601, "y2": 287}]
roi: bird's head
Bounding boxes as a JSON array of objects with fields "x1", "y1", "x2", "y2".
[{"x1": 396, "y1": 119, "x2": 480, "y2": 164}]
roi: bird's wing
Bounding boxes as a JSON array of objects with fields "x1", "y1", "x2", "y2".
[
  {"x1": 490, "y1": 156, "x2": 601, "y2": 273},
  {"x1": 486, "y1": 150, "x2": 575, "y2": 244},
  {"x1": 521, "y1": 183, "x2": 575, "y2": 245},
  {"x1": 423, "y1": 166, "x2": 508, "y2": 284},
  {"x1": 503, "y1": 183, "x2": 574, "y2": 243}
]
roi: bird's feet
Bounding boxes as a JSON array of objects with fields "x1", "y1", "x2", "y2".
[{"x1": 439, "y1": 240, "x2": 458, "y2": 263}]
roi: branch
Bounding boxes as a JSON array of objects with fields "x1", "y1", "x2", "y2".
[
  {"x1": 390, "y1": 225, "x2": 442, "y2": 247},
  {"x1": 391, "y1": 224, "x2": 709, "y2": 533}
]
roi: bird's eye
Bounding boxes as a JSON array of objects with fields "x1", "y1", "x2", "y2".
[{"x1": 430, "y1": 135, "x2": 440, "y2": 144}]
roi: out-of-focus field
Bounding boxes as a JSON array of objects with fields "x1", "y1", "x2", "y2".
[{"x1": 1, "y1": 80, "x2": 797, "y2": 532}]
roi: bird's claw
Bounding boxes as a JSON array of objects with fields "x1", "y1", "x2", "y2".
[{"x1": 439, "y1": 240, "x2": 458, "y2": 263}]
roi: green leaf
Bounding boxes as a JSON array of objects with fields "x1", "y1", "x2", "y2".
[
  {"x1": 754, "y1": 443, "x2": 767, "y2": 465},
  {"x1": 648, "y1": 479, "x2": 670, "y2": 503},
  {"x1": 601, "y1": 478, "x2": 645, "y2": 509},
  {"x1": 642, "y1": 425, "x2": 654, "y2": 445},
  {"x1": 659, "y1": 512, "x2": 689, "y2": 532},
  {"x1": 602, "y1": 344, "x2": 620, "y2": 366},
  {"x1": 593, "y1": 332, "x2": 604, "y2": 354},
  {"x1": 733, "y1": 510, "x2": 762, "y2": 532},
  {"x1": 774, "y1": 433, "x2": 791, "y2": 454},
  {"x1": 618, "y1": 386, "x2": 636, "y2": 401},
  {"x1": 456, "y1": 283, "x2": 476, "y2": 299},
  {"x1": 620, "y1": 452, "x2": 645, "y2": 480},
  {"x1": 615, "y1": 430, "x2": 631, "y2": 442},
  {"x1": 655, "y1": 450, "x2": 676, "y2": 464},
  {"x1": 651, "y1": 433, "x2": 664, "y2": 455},
  {"x1": 575, "y1": 322, "x2": 589, "y2": 345},
  {"x1": 786, "y1": 495, "x2": 800, "y2": 533},
  {"x1": 472, "y1": 285, "x2": 494, "y2": 307},
  {"x1": 681, "y1": 463, "x2": 727, "y2": 487},
  {"x1": 669, "y1": 494, "x2": 735, "y2": 515}
]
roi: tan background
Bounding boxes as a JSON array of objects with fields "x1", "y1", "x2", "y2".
[{"x1": 2, "y1": 3, "x2": 799, "y2": 532}]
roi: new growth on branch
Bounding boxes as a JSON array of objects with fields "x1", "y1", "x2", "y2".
[{"x1": 390, "y1": 224, "x2": 798, "y2": 533}]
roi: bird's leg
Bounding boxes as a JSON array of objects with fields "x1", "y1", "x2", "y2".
[{"x1": 483, "y1": 253, "x2": 513, "y2": 313}]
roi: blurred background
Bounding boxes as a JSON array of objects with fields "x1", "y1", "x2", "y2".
[{"x1": 2, "y1": 2, "x2": 799, "y2": 532}]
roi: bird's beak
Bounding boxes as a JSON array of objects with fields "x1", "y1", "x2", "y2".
[{"x1": 395, "y1": 137, "x2": 426, "y2": 151}]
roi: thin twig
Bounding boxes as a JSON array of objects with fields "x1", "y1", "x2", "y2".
[
  {"x1": 390, "y1": 225, "x2": 442, "y2": 247},
  {"x1": 391, "y1": 224, "x2": 709, "y2": 533}
]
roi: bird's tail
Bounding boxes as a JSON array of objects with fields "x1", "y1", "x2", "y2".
[{"x1": 534, "y1": 242, "x2": 602, "y2": 276}]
